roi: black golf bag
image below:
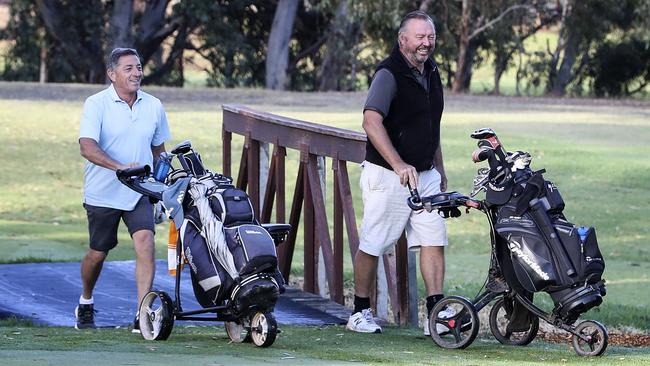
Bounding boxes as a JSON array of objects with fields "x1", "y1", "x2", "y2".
[
  {"x1": 170, "y1": 147, "x2": 283, "y2": 317},
  {"x1": 474, "y1": 133, "x2": 606, "y2": 324}
]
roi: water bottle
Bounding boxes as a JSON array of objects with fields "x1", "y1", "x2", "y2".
[
  {"x1": 153, "y1": 152, "x2": 171, "y2": 182},
  {"x1": 577, "y1": 226, "x2": 589, "y2": 243}
]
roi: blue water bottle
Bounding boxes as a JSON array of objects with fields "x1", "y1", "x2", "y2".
[
  {"x1": 153, "y1": 152, "x2": 171, "y2": 182},
  {"x1": 577, "y1": 226, "x2": 589, "y2": 243}
]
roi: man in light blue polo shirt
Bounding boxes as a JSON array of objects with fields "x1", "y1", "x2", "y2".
[{"x1": 76, "y1": 48, "x2": 171, "y2": 331}]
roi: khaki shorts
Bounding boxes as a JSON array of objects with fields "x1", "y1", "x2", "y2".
[{"x1": 358, "y1": 161, "x2": 448, "y2": 256}]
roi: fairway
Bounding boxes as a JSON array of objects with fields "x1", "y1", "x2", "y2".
[
  {"x1": 0, "y1": 82, "x2": 649, "y2": 362},
  {"x1": 1, "y1": 323, "x2": 649, "y2": 366}
]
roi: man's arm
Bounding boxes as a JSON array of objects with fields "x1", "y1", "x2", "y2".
[
  {"x1": 433, "y1": 142, "x2": 447, "y2": 192},
  {"x1": 363, "y1": 110, "x2": 418, "y2": 188},
  {"x1": 151, "y1": 143, "x2": 166, "y2": 166},
  {"x1": 79, "y1": 137, "x2": 133, "y2": 171}
]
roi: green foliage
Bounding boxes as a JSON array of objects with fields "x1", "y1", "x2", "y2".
[
  {"x1": 589, "y1": 36, "x2": 650, "y2": 96},
  {"x1": 1, "y1": 0, "x2": 648, "y2": 95},
  {"x1": 1, "y1": 0, "x2": 42, "y2": 81},
  {"x1": 184, "y1": 1, "x2": 274, "y2": 88}
]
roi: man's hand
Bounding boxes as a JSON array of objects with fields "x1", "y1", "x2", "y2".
[
  {"x1": 393, "y1": 162, "x2": 418, "y2": 188},
  {"x1": 439, "y1": 172, "x2": 448, "y2": 192},
  {"x1": 117, "y1": 162, "x2": 140, "y2": 171}
]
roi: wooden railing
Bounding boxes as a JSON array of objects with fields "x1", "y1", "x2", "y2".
[{"x1": 221, "y1": 105, "x2": 417, "y2": 325}]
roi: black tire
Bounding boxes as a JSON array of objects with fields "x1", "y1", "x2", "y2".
[
  {"x1": 489, "y1": 297, "x2": 539, "y2": 346},
  {"x1": 429, "y1": 296, "x2": 479, "y2": 349},
  {"x1": 250, "y1": 312, "x2": 278, "y2": 347},
  {"x1": 225, "y1": 320, "x2": 252, "y2": 343},
  {"x1": 571, "y1": 320, "x2": 608, "y2": 357},
  {"x1": 139, "y1": 290, "x2": 175, "y2": 341}
]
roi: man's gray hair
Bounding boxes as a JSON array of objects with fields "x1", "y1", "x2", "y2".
[
  {"x1": 398, "y1": 10, "x2": 435, "y2": 36},
  {"x1": 106, "y1": 48, "x2": 141, "y2": 71}
]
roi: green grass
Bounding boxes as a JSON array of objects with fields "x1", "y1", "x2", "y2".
[
  {"x1": 1, "y1": 323, "x2": 649, "y2": 365},
  {"x1": 1, "y1": 84, "x2": 650, "y2": 345}
]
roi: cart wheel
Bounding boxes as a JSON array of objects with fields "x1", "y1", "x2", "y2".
[
  {"x1": 489, "y1": 297, "x2": 539, "y2": 346},
  {"x1": 429, "y1": 296, "x2": 479, "y2": 349},
  {"x1": 225, "y1": 320, "x2": 252, "y2": 343},
  {"x1": 139, "y1": 290, "x2": 175, "y2": 341},
  {"x1": 250, "y1": 312, "x2": 277, "y2": 347},
  {"x1": 571, "y1": 320, "x2": 608, "y2": 357}
]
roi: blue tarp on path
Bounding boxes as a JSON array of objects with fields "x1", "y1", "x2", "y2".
[{"x1": 0, "y1": 260, "x2": 349, "y2": 328}]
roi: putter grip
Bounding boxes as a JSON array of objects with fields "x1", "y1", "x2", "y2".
[
  {"x1": 472, "y1": 148, "x2": 493, "y2": 163},
  {"x1": 116, "y1": 165, "x2": 151, "y2": 179}
]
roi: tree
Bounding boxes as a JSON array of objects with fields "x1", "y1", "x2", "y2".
[
  {"x1": 487, "y1": 3, "x2": 559, "y2": 95},
  {"x1": 265, "y1": 0, "x2": 299, "y2": 90},
  {"x1": 1, "y1": 0, "x2": 44, "y2": 81},
  {"x1": 36, "y1": 0, "x2": 106, "y2": 83},
  {"x1": 451, "y1": 0, "x2": 535, "y2": 93},
  {"x1": 108, "y1": 0, "x2": 134, "y2": 52},
  {"x1": 543, "y1": 0, "x2": 641, "y2": 96},
  {"x1": 317, "y1": 0, "x2": 361, "y2": 91}
]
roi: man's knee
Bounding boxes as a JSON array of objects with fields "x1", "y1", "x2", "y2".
[
  {"x1": 132, "y1": 229, "x2": 154, "y2": 244},
  {"x1": 420, "y1": 245, "x2": 445, "y2": 257},
  {"x1": 132, "y1": 229, "x2": 155, "y2": 255},
  {"x1": 84, "y1": 248, "x2": 108, "y2": 264}
]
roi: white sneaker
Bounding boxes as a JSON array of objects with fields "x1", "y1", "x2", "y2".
[
  {"x1": 435, "y1": 306, "x2": 457, "y2": 334},
  {"x1": 424, "y1": 306, "x2": 457, "y2": 335},
  {"x1": 347, "y1": 309, "x2": 382, "y2": 333}
]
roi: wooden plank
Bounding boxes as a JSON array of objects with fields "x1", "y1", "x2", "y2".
[
  {"x1": 276, "y1": 145, "x2": 286, "y2": 223},
  {"x1": 248, "y1": 137, "x2": 261, "y2": 219},
  {"x1": 222, "y1": 130, "x2": 231, "y2": 178},
  {"x1": 236, "y1": 136, "x2": 249, "y2": 190},
  {"x1": 335, "y1": 160, "x2": 359, "y2": 258},
  {"x1": 395, "y1": 235, "x2": 409, "y2": 325},
  {"x1": 306, "y1": 154, "x2": 337, "y2": 302},
  {"x1": 278, "y1": 162, "x2": 304, "y2": 281},
  {"x1": 303, "y1": 162, "x2": 315, "y2": 294},
  {"x1": 261, "y1": 144, "x2": 277, "y2": 223},
  {"x1": 332, "y1": 159, "x2": 344, "y2": 305},
  {"x1": 222, "y1": 109, "x2": 366, "y2": 163}
]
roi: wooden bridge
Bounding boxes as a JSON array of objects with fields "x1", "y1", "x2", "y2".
[{"x1": 222, "y1": 105, "x2": 418, "y2": 325}]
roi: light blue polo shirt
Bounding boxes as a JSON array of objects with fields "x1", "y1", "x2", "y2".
[{"x1": 79, "y1": 84, "x2": 171, "y2": 210}]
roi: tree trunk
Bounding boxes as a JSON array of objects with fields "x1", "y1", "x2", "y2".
[
  {"x1": 452, "y1": 0, "x2": 471, "y2": 93},
  {"x1": 548, "y1": 32, "x2": 578, "y2": 96},
  {"x1": 318, "y1": 0, "x2": 360, "y2": 91},
  {"x1": 419, "y1": 0, "x2": 434, "y2": 12},
  {"x1": 133, "y1": 0, "x2": 173, "y2": 64},
  {"x1": 108, "y1": 0, "x2": 134, "y2": 50},
  {"x1": 265, "y1": 0, "x2": 299, "y2": 90},
  {"x1": 36, "y1": 0, "x2": 105, "y2": 83},
  {"x1": 459, "y1": 39, "x2": 478, "y2": 91}
]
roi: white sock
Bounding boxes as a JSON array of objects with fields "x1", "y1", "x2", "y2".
[{"x1": 79, "y1": 295, "x2": 94, "y2": 305}]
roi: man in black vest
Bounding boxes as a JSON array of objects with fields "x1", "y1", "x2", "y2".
[{"x1": 346, "y1": 11, "x2": 451, "y2": 336}]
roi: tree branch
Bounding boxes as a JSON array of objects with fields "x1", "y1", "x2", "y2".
[{"x1": 468, "y1": 4, "x2": 535, "y2": 41}]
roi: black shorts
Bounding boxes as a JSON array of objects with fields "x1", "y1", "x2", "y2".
[{"x1": 84, "y1": 196, "x2": 155, "y2": 252}]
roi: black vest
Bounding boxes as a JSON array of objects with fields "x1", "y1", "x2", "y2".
[{"x1": 365, "y1": 45, "x2": 444, "y2": 171}]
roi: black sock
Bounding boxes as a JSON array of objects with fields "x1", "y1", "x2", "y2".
[
  {"x1": 426, "y1": 294, "x2": 445, "y2": 318},
  {"x1": 353, "y1": 295, "x2": 371, "y2": 314}
]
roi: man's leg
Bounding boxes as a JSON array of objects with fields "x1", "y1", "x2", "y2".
[
  {"x1": 347, "y1": 249, "x2": 382, "y2": 333},
  {"x1": 81, "y1": 249, "x2": 108, "y2": 300},
  {"x1": 132, "y1": 229, "x2": 155, "y2": 307},
  {"x1": 77, "y1": 203, "x2": 121, "y2": 329},
  {"x1": 353, "y1": 250, "x2": 379, "y2": 298},
  {"x1": 420, "y1": 246, "x2": 444, "y2": 297},
  {"x1": 76, "y1": 249, "x2": 106, "y2": 329}
]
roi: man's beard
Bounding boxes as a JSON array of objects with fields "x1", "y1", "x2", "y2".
[{"x1": 409, "y1": 46, "x2": 433, "y2": 65}]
